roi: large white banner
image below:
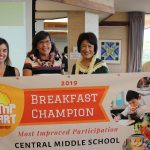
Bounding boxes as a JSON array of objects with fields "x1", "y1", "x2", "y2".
[{"x1": 0, "y1": 73, "x2": 150, "y2": 150}]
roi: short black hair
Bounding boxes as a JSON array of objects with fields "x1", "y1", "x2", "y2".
[
  {"x1": 63, "y1": 46, "x2": 68, "y2": 54},
  {"x1": 126, "y1": 90, "x2": 140, "y2": 102},
  {"x1": 77, "y1": 32, "x2": 98, "y2": 55}
]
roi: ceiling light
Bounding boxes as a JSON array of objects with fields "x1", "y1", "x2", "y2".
[{"x1": 44, "y1": 18, "x2": 68, "y2": 23}]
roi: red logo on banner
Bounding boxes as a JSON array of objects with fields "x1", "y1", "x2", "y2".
[{"x1": 21, "y1": 86, "x2": 109, "y2": 125}]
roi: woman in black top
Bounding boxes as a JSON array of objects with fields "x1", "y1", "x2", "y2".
[{"x1": 0, "y1": 38, "x2": 20, "y2": 77}]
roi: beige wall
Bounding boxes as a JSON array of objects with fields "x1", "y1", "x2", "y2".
[
  {"x1": 100, "y1": 12, "x2": 128, "y2": 73},
  {"x1": 68, "y1": 11, "x2": 85, "y2": 73},
  {"x1": 106, "y1": 12, "x2": 128, "y2": 21}
]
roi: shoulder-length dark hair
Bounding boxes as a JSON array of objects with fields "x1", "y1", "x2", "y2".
[
  {"x1": 77, "y1": 32, "x2": 98, "y2": 55},
  {"x1": 27, "y1": 31, "x2": 52, "y2": 57},
  {"x1": 50, "y1": 41, "x2": 62, "y2": 60},
  {"x1": 0, "y1": 37, "x2": 11, "y2": 65}
]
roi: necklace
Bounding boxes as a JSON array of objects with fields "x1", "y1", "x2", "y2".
[
  {"x1": 75, "y1": 56, "x2": 96, "y2": 74},
  {"x1": 30, "y1": 54, "x2": 61, "y2": 67}
]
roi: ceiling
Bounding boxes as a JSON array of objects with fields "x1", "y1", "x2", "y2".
[
  {"x1": 35, "y1": 0, "x2": 112, "y2": 21},
  {"x1": 36, "y1": 0, "x2": 150, "y2": 20},
  {"x1": 115, "y1": 0, "x2": 150, "y2": 13}
]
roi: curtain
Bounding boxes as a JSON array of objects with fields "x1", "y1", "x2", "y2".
[{"x1": 128, "y1": 12, "x2": 145, "y2": 72}]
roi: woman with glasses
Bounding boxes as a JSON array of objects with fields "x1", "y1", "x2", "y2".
[{"x1": 23, "y1": 31, "x2": 64, "y2": 76}]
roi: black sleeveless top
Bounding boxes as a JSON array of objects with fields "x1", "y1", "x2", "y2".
[{"x1": 3, "y1": 65, "x2": 16, "y2": 77}]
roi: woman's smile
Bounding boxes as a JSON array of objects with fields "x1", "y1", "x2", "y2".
[
  {"x1": 37, "y1": 36, "x2": 51, "y2": 56},
  {"x1": 0, "y1": 44, "x2": 8, "y2": 63},
  {"x1": 80, "y1": 40, "x2": 94, "y2": 59}
]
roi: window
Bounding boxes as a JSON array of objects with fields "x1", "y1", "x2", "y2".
[
  {"x1": 143, "y1": 28, "x2": 150, "y2": 64},
  {"x1": 142, "y1": 14, "x2": 150, "y2": 64}
]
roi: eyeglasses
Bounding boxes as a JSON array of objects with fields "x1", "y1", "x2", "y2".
[{"x1": 38, "y1": 39, "x2": 51, "y2": 45}]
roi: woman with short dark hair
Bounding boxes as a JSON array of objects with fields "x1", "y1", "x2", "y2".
[
  {"x1": 0, "y1": 37, "x2": 20, "y2": 77},
  {"x1": 23, "y1": 31, "x2": 64, "y2": 76},
  {"x1": 72, "y1": 32, "x2": 108, "y2": 74}
]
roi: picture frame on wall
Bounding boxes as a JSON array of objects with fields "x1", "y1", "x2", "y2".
[{"x1": 99, "y1": 40, "x2": 121, "y2": 64}]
